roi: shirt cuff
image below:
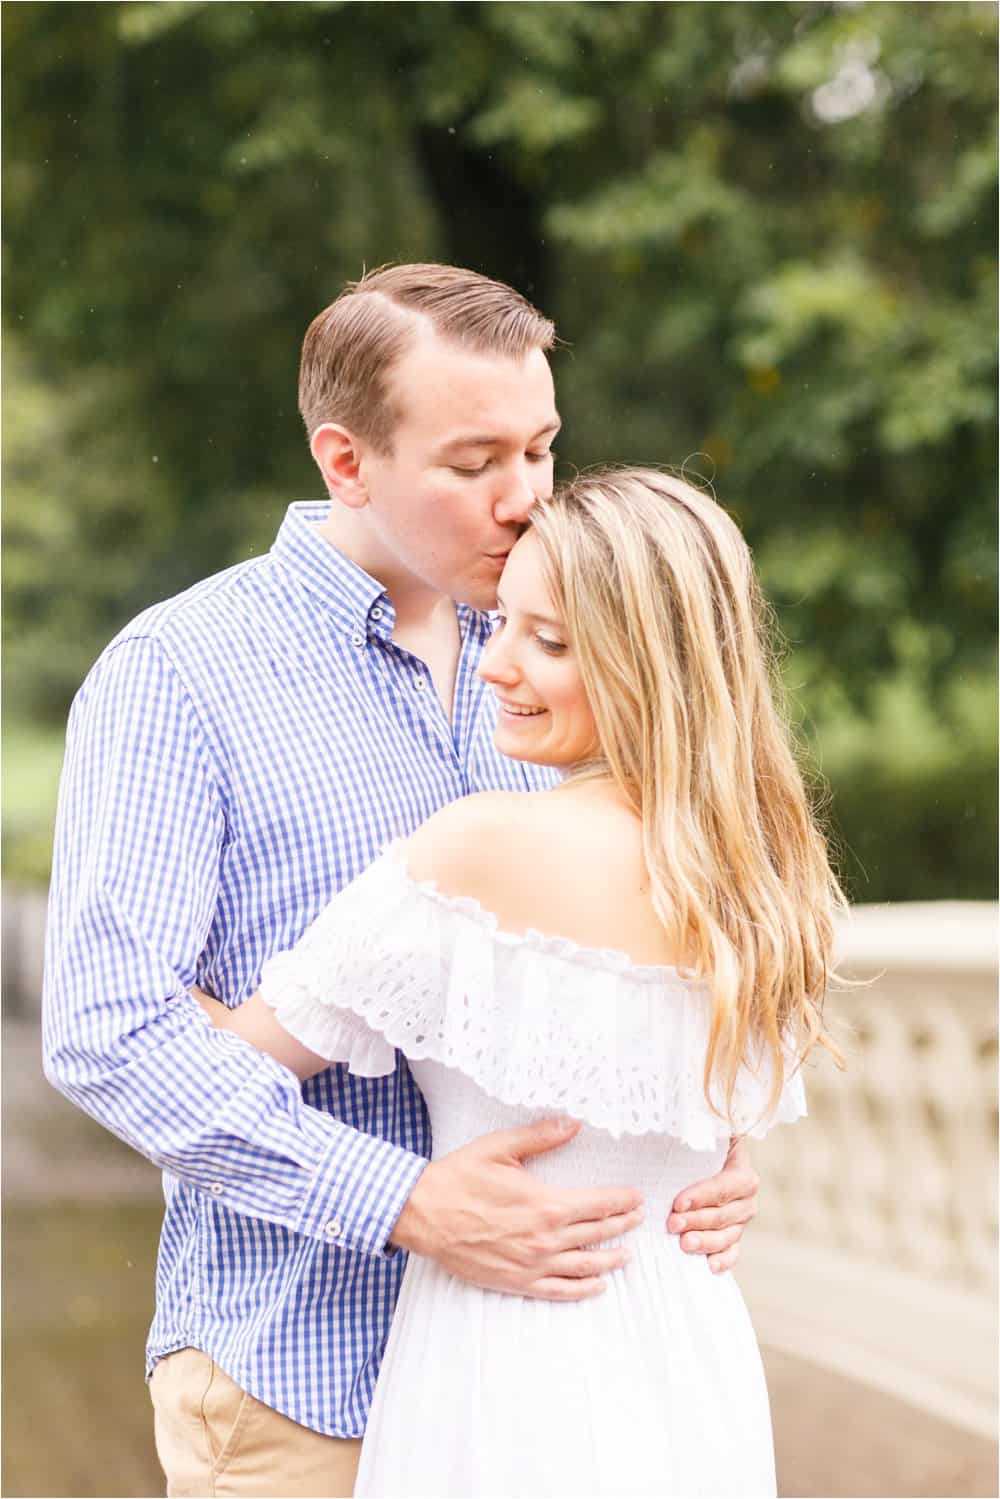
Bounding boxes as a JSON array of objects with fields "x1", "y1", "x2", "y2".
[{"x1": 296, "y1": 1121, "x2": 428, "y2": 1259}]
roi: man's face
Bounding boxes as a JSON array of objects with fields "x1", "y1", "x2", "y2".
[{"x1": 358, "y1": 331, "x2": 560, "y2": 609}]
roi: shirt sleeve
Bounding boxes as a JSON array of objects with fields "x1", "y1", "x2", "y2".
[{"x1": 42, "y1": 636, "x2": 426, "y2": 1258}]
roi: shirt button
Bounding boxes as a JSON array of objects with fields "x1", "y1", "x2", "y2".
[
  {"x1": 209, "y1": 1182, "x2": 224, "y2": 1196},
  {"x1": 413, "y1": 676, "x2": 426, "y2": 692},
  {"x1": 370, "y1": 606, "x2": 383, "y2": 621},
  {"x1": 351, "y1": 631, "x2": 365, "y2": 648},
  {"x1": 323, "y1": 1219, "x2": 343, "y2": 1240}
]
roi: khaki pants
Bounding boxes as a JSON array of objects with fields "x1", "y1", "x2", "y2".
[{"x1": 150, "y1": 1347, "x2": 362, "y2": 1498}]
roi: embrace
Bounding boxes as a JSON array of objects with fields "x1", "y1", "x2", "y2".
[{"x1": 45, "y1": 264, "x2": 842, "y2": 1498}]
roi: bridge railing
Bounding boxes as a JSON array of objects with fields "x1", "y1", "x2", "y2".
[{"x1": 738, "y1": 899, "x2": 998, "y2": 1451}]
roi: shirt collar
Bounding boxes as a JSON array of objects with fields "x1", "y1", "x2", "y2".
[{"x1": 270, "y1": 501, "x2": 396, "y2": 641}]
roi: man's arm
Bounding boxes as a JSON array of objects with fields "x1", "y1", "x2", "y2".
[
  {"x1": 49, "y1": 638, "x2": 640, "y2": 1298},
  {"x1": 197, "y1": 989, "x2": 645, "y2": 1298},
  {"x1": 43, "y1": 636, "x2": 425, "y2": 1260}
]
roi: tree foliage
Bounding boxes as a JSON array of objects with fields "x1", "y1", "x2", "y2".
[{"x1": 4, "y1": 1, "x2": 996, "y2": 897}]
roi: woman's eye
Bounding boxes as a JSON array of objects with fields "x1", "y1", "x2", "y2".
[
  {"x1": 536, "y1": 635, "x2": 566, "y2": 654},
  {"x1": 450, "y1": 462, "x2": 490, "y2": 476},
  {"x1": 527, "y1": 450, "x2": 554, "y2": 464}
]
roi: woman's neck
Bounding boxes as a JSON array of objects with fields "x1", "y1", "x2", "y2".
[{"x1": 554, "y1": 767, "x2": 638, "y2": 816}]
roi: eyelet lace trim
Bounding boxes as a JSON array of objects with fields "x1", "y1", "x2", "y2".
[
  {"x1": 260, "y1": 842, "x2": 807, "y2": 1146},
  {"x1": 387, "y1": 845, "x2": 699, "y2": 983}
]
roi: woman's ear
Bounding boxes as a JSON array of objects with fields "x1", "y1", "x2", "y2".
[{"x1": 310, "y1": 423, "x2": 369, "y2": 510}]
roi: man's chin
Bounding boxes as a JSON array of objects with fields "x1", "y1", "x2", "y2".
[{"x1": 453, "y1": 581, "x2": 500, "y2": 613}]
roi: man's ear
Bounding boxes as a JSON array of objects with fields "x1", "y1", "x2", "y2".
[{"x1": 310, "y1": 423, "x2": 369, "y2": 510}]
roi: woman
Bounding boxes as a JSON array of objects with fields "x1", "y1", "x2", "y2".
[{"x1": 205, "y1": 466, "x2": 844, "y2": 1497}]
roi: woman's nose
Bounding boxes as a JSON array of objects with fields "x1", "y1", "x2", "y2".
[{"x1": 477, "y1": 630, "x2": 519, "y2": 685}]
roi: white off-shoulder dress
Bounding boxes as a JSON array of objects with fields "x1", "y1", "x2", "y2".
[{"x1": 259, "y1": 843, "x2": 806, "y2": 1498}]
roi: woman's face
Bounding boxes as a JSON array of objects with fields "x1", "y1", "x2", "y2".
[{"x1": 477, "y1": 530, "x2": 599, "y2": 768}]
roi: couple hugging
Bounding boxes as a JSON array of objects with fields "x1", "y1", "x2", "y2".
[{"x1": 44, "y1": 263, "x2": 842, "y2": 1498}]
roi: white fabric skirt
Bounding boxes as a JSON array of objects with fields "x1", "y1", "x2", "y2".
[{"x1": 354, "y1": 1227, "x2": 777, "y2": 1498}]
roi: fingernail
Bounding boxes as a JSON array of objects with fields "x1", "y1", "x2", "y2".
[
  {"x1": 686, "y1": 1234, "x2": 702, "y2": 1251},
  {"x1": 710, "y1": 1260, "x2": 722, "y2": 1274},
  {"x1": 674, "y1": 1215, "x2": 687, "y2": 1231},
  {"x1": 679, "y1": 1197, "x2": 692, "y2": 1212}
]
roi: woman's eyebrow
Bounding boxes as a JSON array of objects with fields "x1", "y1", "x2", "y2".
[{"x1": 495, "y1": 594, "x2": 563, "y2": 629}]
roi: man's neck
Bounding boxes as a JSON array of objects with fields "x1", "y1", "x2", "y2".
[
  {"x1": 316, "y1": 501, "x2": 452, "y2": 637},
  {"x1": 315, "y1": 505, "x2": 462, "y2": 717}
]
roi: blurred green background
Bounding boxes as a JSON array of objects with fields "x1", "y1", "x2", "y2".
[
  {"x1": 2, "y1": 7, "x2": 997, "y2": 1497},
  {"x1": 4, "y1": 0, "x2": 997, "y2": 902}
]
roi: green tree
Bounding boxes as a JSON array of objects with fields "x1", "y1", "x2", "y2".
[{"x1": 4, "y1": 2, "x2": 996, "y2": 897}]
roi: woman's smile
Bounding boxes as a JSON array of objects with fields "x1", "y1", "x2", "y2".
[{"x1": 495, "y1": 698, "x2": 548, "y2": 719}]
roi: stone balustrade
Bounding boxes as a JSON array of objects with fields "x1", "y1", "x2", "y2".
[
  {"x1": 737, "y1": 898, "x2": 998, "y2": 1473},
  {"x1": 752, "y1": 899, "x2": 997, "y2": 1290}
]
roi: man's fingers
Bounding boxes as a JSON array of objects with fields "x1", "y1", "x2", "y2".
[
  {"x1": 671, "y1": 1167, "x2": 760, "y2": 1216},
  {"x1": 559, "y1": 1186, "x2": 644, "y2": 1225},
  {"x1": 524, "y1": 1276, "x2": 607, "y2": 1302},
  {"x1": 555, "y1": 1206, "x2": 645, "y2": 1250},
  {"x1": 708, "y1": 1243, "x2": 740, "y2": 1275},
  {"x1": 678, "y1": 1224, "x2": 742, "y2": 1257},
  {"x1": 547, "y1": 1246, "x2": 630, "y2": 1279},
  {"x1": 667, "y1": 1196, "x2": 752, "y2": 1236},
  {"x1": 484, "y1": 1117, "x2": 581, "y2": 1162}
]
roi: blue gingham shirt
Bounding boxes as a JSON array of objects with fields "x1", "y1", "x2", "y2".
[{"x1": 43, "y1": 501, "x2": 554, "y2": 1437}]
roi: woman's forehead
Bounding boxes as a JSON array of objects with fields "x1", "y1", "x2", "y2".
[{"x1": 498, "y1": 533, "x2": 560, "y2": 617}]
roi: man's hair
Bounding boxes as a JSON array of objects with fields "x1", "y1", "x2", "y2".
[{"x1": 298, "y1": 263, "x2": 556, "y2": 453}]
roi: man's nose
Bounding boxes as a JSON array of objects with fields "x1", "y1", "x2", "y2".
[{"x1": 493, "y1": 466, "x2": 538, "y2": 527}]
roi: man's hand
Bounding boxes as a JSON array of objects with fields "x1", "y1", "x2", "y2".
[
  {"x1": 390, "y1": 1118, "x2": 645, "y2": 1301},
  {"x1": 666, "y1": 1136, "x2": 759, "y2": 1275}
]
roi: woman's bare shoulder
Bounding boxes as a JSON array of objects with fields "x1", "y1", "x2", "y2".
[
  {"x1": 404, "y1": 786, "x2": 677, "y2": 962},
  {"x1": 403, "y1": 791, "x2": 533, "y2": 894},
  {"x1": 404, "y1": 788, "x2": 645, "y2": 937}
]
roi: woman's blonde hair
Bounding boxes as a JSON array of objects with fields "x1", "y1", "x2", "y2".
[{"x1": 530, "y1": 466, "x2": 845, "y2": 1122}]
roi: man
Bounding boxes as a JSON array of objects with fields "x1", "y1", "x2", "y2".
[{"x1": 44, "y1": 264, "x2": 759, "y2": 1498}]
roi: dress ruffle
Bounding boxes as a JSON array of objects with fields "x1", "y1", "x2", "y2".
[{"x1": 259, "y1": 842, "x2": 807, "y2": 1148}]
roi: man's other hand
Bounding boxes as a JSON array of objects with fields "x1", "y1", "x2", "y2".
[{"x1": 666, "y1": 1136, "x2": 759, "y2": 1275}]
